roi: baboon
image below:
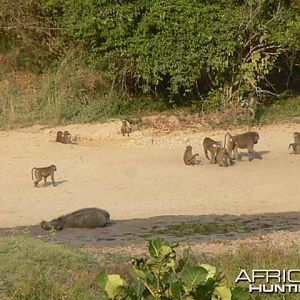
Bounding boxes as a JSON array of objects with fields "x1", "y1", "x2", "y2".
[
  {"x1": 289, "y1": 132, "x2": 300, "y2": 154},
  {"x1": 215, "y1": 145, "x2": 231, "y2": 167},
  {"x1": 246, "y1": 92, "x2": 257, "y2": 120},
  {"x1": 55, "y1": 131, "x2": 64, "y2": 143},
  {"x1": 31, "y1": 165, "x2": 57, "y2": 187},
  {"x1": 225, "y1": 131, "x2": 261, "y2": 161},
  {"x1": 121, "y1": 120, "x2": 132, "y2": 137},
  {"x1": 40, "y1": 207, "x2": 110, "y2": 230},
  {"x1": 55, "y1": 130, "x2": 73, "y2": 144},
  {"x1": 293, "y1": 132, "x2": 300, "y2": 144},
  {"x1": 62, "y1": 131, "x2": 72, "y2": 144},
  {"x1": 289, "y1": 143, "x2": 300, "y2": 154},
  {"x1": 203, "y1": 137, "x2": 222, "y2": 164},
  {"x1": 183, "y1": 145, "x2": 201, "y2": 165}
]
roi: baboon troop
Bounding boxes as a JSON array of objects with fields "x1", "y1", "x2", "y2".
[
  {"x1": 121, "y1": 120, "x2": 132, "y2": 137},
  {"x1": 31, "y1": 165, "x2": 57, "y2": 187},
  {"x1": 224, "y1": 131, "x2": 261, "y2": 161},
  {"x1": 183, "y1": 145, "x2": 201, "y2": 165},
  {"x1": 56, "y1": 130, "x2": 73, "y2": 144},
  {"x1": 186, "y1": 130, "x2": 263, "y2": 167},
  {"x1": 22, "y1": 120, "x2": 300, "y2": 230},
  {"x1": 289, "y1": 132, "x2": 300, "y2": 154},
  {"x1": 40, "y1": 208, "x2": 110, "y2": 230}
]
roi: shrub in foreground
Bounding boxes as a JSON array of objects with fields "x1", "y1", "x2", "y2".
[{"x1": 98, "y1": 238, "x2": 249, "y2": 300}]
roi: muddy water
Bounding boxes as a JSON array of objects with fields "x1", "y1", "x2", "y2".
[{"x1": 1, "y1": 212, "x2": 300, "y2": 246}]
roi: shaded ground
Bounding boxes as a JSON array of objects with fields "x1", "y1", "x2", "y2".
[{"x1": 1, "y1": 211, "x2": 300, "y2": 247}]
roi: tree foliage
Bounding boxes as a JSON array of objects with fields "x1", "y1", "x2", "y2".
[{"x1": 1, "y1": 0, "x2": 299, "y2": 109}]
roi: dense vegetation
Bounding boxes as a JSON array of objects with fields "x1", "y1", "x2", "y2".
[
  {"x1": 0, "y1": 0, "x2": 299, "y2": 126},
  {"x1": 2, "y1": 235, "x2": 300, "y2": 299}
]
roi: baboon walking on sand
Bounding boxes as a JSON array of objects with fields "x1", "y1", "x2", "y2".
[
  {"x1": 224, "y1": 131, "x2": 261, "y2": 161},
  {"x1": 31, "y1": 165, "x2": 57, "y2": 187}
]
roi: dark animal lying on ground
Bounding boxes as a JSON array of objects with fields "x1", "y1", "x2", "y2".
[{"x1": 40, "y1": 207, "x2": 110, "y2": 230}]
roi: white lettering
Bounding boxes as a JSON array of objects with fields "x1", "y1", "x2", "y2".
[{"x1": 235, "y1": 269, "x2": 251, "y2": 283}]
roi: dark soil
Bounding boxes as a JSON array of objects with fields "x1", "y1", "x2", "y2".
[{"x1": 1, "y1": 211, "x2": 300, "y2": 246}]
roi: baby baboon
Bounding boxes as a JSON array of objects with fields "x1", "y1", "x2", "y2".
[
  {"x1": 40, "y1": 208, "x2": 110, "y2": 230},
  {"x1": 31, "y1": 165, "x2": 57, "y2": 187},
  {"x1": 62, "y1": 131, "x2": 72, "y2": 144},
  {"x1": 121, "y1": 120, "x2": 132, "y2": 137},
  {"x1": 183, "y1": 145, "x2": 201, "y2": 165},
  {"x1": 289, "y1": 132, "x2": 300, "y2": 154},
  {"x1": 55, "y1": 131, "x2": 64, "y2": 143},
  {"x1": 215, "y1": 145, "x2": 231, "y2": 167},
  {"x1": 203, "y1": 137, "x2": 222, "y2": 164},
  {"x1": 225, "y1": 131, "x2": 261, "y2": 161}
]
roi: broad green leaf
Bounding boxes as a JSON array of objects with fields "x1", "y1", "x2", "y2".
[
  {"x1": 148, "y1": 238, "x2": 163, "y2": 257},
  {"x1": 105, "y1": 274, "x2": 126, "y2": 299},
  {"x1": 181, "y1": 267, "x2": 208, "y2": 290},
  {"x1": 214, "y1": 286, "x2": 232, "y2": 300},
  {"x1": 200, "y1": 264, "x2": 216, "y2": 280}
]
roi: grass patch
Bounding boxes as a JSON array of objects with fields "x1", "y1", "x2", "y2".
[
  {"x1": 0, "y1": 57, "x2": 299, "y2": 130},
  {"x1": 0, "y1": 64, "x2": 169, "y2": 130},
  {"x1": 258, "y1": 94, "x2": 300, "y2": 124},
  {"x1": 150, "y1": 220, "x2": 274, "y2": 237},
  {"x1": 0, "y1": 236, "x2": 98, "y2": 299},
  {"x1": 197, "y1": 243, "x2": 300, "y2": 299},
  {"x1": 1, "y1": 235, "x2": 300, "y2": 299}
]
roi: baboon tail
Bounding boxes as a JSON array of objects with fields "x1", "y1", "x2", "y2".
[
  {"x1": 224, "y1": 132, "x2": 231, "y2": 150},
  {"x1": 31, "y1": 168, "x2": 36, "y2": 180}
]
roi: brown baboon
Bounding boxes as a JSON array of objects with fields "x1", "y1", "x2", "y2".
[
  {"x1": 246, "y1": 93, "x2": 257, "y2": 120},
  {"x1": 183, "y1": 145, "x2": 201, "y2": 165},
  {"x1": 40, "y1": 208, "x2": 110, "y2": 230},
  {"x1": 203, "y1": 137, "x2": 222, "y2": 164},
  {"x1": 289, "y1": 132, "x2": 300, "y2": 154},
  {"x1": 293, "y1": 132, "x2": 300, "y2": 144},
  {"x1": 225, "y1": 131, "x2": 261, "y2": 161},
  {"x1": 121, "y1": 120, "x2": 132, "y2": 137},
  {"x1": 31, "y1": 165, "x2": 57, "y2": 187},
  {"x1": 55, "y1": 130, "x2": 75, "y2": 144},
  {"x1": 62, "y1": 131, "x2": 72, "y2": 144},
  {"x1": 215, "y1": 145, "x2": 231, "y2": 167},
  {"x1": 55, "y1": 131, "x2": 64, "y2": 143},
  {"x1": 289, "y1": 143, "x2": 300, "y2": 154}
]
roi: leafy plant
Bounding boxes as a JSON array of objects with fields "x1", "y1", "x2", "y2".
[{"x1": 98, "y1": 238, "x2": 250, "y2": 300}]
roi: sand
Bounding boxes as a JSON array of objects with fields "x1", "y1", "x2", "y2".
[{"x1": 0, "y1": 122, "x2": 299, "y2": 228}]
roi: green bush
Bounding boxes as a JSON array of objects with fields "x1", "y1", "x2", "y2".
[
  {"x1": 98, "y1": 238, "x2": 249, "y2": 300},
  {"x1": 44, "y1": 0, "x2": 299, "y2": 104},
  {"x1": 0, "y1": 0, "x2": 299, "y2": 124}
]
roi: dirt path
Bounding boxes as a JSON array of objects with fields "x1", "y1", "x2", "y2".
[{"x1": 0, "y1": 122, "x2": 299, "y2": 228}]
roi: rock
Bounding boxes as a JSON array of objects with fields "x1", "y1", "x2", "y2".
[{"x1": 167, "y1": 115, "x2": 180, "y2": 126}]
